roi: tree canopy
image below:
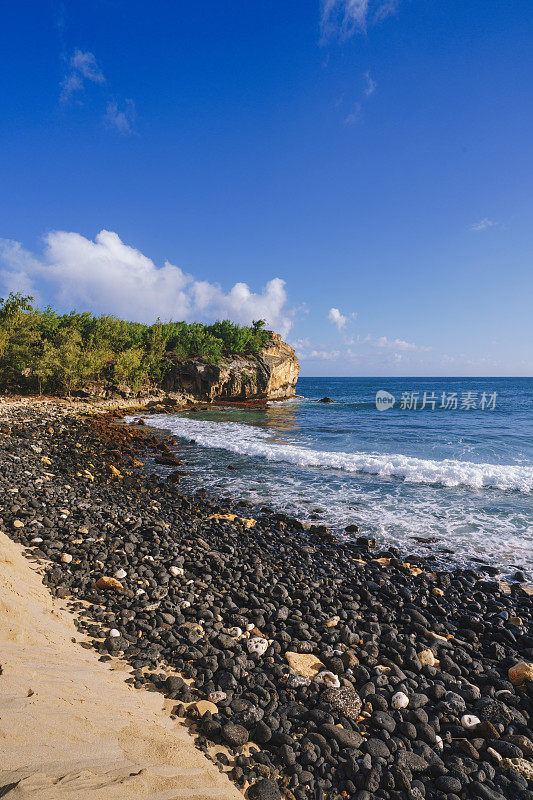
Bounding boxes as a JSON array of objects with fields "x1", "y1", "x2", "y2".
[{"x1": 0, "y1": 293, "x2": 269, "y2": 394}]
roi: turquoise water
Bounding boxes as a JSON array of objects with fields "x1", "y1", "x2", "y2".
[{"x1": 144, "y1": 377, "x2": 533, "y2": 574}]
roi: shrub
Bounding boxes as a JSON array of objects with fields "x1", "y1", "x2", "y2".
[{"x1": 0, "y1": 293, "x2": 271, "y2": 394}]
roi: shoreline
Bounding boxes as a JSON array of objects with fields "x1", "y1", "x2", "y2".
[
  {"x1": 128, "y1": 406, "x2": 532, "y2": 581},
  {"x1": 1, "y1": 398, "x2": 532, "y2": 800}
]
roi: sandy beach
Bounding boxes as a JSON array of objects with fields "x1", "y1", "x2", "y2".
[{"x1": 0, "y1": 524, "x2": 242, "y2": 800}]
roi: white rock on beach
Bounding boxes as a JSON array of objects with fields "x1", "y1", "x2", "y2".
[
  {"x1": 247, "y1": 637, "x2": 268, "y2": 656},
  {"x1": 461, "y1": 714, "x2": 481, "y2": 729},
  {"x1": 417, "y1": 649, "x2": 436, "y2": 666},
  {"x1": 114, "y1": 568, "x2": 127, "y2": 580},
  {"x1": 209, "y1": 691, "x2": 227, "y2": 702},
  {"x1": 61, "y1": 553, "x2": 73, "y2": 564},
  {"x1": 314, "y1": 671, "x2": 341, "y2": 688},
  {"x1": 392, "y1": 691, "x2": 409, "y2": 709},
  {"x1": 169, "y1": 565, "x2": 184, "y2": 577}
]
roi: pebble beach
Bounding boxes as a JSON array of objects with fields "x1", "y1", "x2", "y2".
[{"x1": 1, "y1": 398, "x2": 532, "y2": 800}]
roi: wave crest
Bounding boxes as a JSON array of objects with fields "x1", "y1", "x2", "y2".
[{"x1": 146, "y1": 416, "x2": 533, "y2": 493}]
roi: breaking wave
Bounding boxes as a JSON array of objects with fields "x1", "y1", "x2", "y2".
[{"x1": 147, "y1": 416, "x2": 533, "y2": 493}]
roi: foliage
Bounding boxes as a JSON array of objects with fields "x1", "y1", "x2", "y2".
[{"x1": 0, "y1": 293, "x2": 270, "y2": 395}]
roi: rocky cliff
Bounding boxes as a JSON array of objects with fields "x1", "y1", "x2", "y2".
[{"x1": 162, "y1": 332, "x2": 299, "y2": 401}]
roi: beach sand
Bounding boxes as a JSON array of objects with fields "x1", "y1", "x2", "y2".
[{"x1": 0, "y1": 529, "x2": 241, "y2": 800}]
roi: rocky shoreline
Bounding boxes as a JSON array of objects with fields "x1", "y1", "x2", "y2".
[{"x1": 1, "y1": 400, "x2": 532, "y2": 800}]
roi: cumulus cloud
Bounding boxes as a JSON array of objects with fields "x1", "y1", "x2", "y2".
[
  {"x1": 60, "y1": 49, "x2": 105, "y2": 103},
  {"x1": 0, "y1": 230, "x2": 293, "y2": 337},
  {"x1": 471, "y1": 218, "x2": 497, "y2": 231},
  {"x1": 328, "y1": 307, "x2": 347, "y2": 329},
  {"x1": 321, "y1": 0, "x2": 400, "y2": 40},
  {"x1": 104, "y1": 99, "x2": 136, "y2": 135},
  {"x1": 328, "y1": 307, "x2": 357, "y2": 330}
]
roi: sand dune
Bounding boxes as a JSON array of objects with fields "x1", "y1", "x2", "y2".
[{"x1": 0, "y1": 531, "x2": 241, "y2": 800}]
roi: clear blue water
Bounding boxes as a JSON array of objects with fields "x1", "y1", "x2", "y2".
[{"x1": 141, "y1": 377, "x2": 533, "y2": 575}]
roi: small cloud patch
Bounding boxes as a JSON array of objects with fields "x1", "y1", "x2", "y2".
[
  {"x1": 471, "y1": 218, "x2": 497, "y2": 231},
  {"x1": 60, "y1": 50, "x2": 105, "y2": 104}
]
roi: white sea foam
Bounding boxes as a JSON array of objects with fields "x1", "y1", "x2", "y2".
[{"x1": 146, "y1": 415, "x2": 533, "y2": 493}]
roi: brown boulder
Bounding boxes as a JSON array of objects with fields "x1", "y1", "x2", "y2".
[
  {"x1": 508, "y1": 662, "x2": 533, "y2": 685},
  {"x1": 95, "y1": 576, "x2": 124, "y2": 592}
]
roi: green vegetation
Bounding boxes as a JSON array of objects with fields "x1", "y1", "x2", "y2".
[{"x1": 0, "y1": 293, "x2": 269, "y2": 395}]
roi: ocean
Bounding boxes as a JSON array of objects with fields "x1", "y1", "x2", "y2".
[{"x1": 143, "y1": 377, "x2": 533, "y2": 576}]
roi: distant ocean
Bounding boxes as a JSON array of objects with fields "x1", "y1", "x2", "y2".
[{"x1": 145, "y1": 377, "x2": 533, "y2": 576}]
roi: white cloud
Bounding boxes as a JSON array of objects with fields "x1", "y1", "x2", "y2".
[
  {"x1": 328, "y1": 307, "x2": 347, "y2": 329},
  {"x1": 471, "y1": 218, "x2": 497, "y2": 231},
  {"x1": 339, "y1": 73, "x2": 375, "y2": 127},
  {"x1": 71, "y1": 50, "x2": 105, "y2": 82},
  {"x1": 363, "y1": 334, "x2": 431, "y2": 352},
  {"x1": 321, "y1": 0, "x2": 399, "y2": 40},
  {"x1": 364, "y1": 70, "x2": 377, "y2": 96},
  {"x1": 104, "y1": 99, "x2": 136, "y2": 135},
  {"x1": 291, "y1": 338, "x2": 341, "y2": 361},
  {"x1": 291, "y1": 332, "x2": 432, "y2": 369},
  {"x1": 344, "y1": 103, "x2": 362, "y2": 125},
  {"x1": 328, "y1": 307, "x2": 357, "y2": 329},
  {"x1": 0, "y1": 230, "x2": 293, "y2": 337},
  {"x1": 309, "y1": 349, "x2": 341, "y2": 361},
  {"x1": 60, "y1": 49, "x2": 105, "y2": 103}
]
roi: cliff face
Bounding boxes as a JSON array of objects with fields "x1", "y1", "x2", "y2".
[{"x1": 162, "y1": 332, "x2": 299, "y2": 401}]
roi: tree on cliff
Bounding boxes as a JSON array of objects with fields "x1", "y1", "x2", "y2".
[{"x1": 0, "y1": 293, "x2": 271, "y2": 395}]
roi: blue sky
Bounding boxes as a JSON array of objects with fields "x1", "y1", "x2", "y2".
[{"x1": 1, "y1": 0, "x2": 532, "y2": 376}]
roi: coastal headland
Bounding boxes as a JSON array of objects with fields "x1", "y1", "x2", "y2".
[{"x1": 0, "y1": 397, "x2": 532, "y2": 800}]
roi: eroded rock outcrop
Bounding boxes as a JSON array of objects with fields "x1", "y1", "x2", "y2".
[{"x1": 162, "y1": 332, "x2": 299, "y2": 401}]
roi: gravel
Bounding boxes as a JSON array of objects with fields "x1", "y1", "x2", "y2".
[{"x1": 1, "y1": 401, "x2": 532, "y2": 800}]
